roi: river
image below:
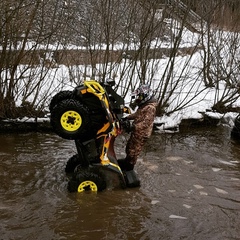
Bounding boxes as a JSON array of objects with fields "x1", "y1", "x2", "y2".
[{"x1": 0, "y1": 125, "x2": 239, "y2": 240}]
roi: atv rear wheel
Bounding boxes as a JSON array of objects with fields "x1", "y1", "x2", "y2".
[
  {"x1": 49, "y1": 90, "x2": 74, "y2": 111},
  {"x1": 50, "y1": 99, "x2": 92, "y2": 140},
  {"x1": 67, "y1": 167, "x2": 106, "y2": 192},
  {"x1": 65, "y1": 154, "x2": 82, "y2": 174},
  {"x1": 234, "y1": 114, "x2": 240, "y2": 130}
]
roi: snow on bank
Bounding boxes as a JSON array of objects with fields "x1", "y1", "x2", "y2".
[
  {"x1": 10, "y1": 60, "x2": 240, "y2": 131},
  {"x1": 2, "y1": 26, "x2": 240, "y2": 131}
]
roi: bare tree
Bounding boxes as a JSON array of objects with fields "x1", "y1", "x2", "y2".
[
  {"x1": 0, "y1": 0, "x2": 71, "y2": 118},
  {"x1": 1, "y1": 0, "x2": 240, "y2": 120},
  {"x1": 197, "y1": 0, "x2": 240, "y2": 112}
]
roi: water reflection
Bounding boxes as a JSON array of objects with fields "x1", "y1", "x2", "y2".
[{"x1": 0, "y1": 127, "x2": 239, "y2": 239}]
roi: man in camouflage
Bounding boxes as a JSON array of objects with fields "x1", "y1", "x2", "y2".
[{"x1": 121, "y1": 84, "x2": 157, "y2": 171}]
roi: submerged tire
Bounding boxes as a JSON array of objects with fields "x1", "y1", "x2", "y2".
[
  {"x1": 65, "y1": 154, "x2": 82, "y2": 174},
  {"x1": 234, "y1": 114, "x2": 240, "y2": 130},
  {"x1": 50, "y1": 99, "x2": 91, "y2": 140},
  {"x1": 231, "y1": 126, "x2": 240, "y2": 139},
  {"x1": 49, "y1": 90, "x2": 74, "y2": 112},
  {"x1": 67, "y1": 167, "x2": 106, "y2": 193}
]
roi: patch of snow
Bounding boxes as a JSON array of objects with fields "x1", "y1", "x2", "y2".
[{"x1": 169, "y1": 215, "x2": 187, "y2": 220}]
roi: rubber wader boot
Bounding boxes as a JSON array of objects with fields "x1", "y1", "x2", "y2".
[
  {"x1": 117, "y1": 159, "x2": 140, "y2": 187},
  {"x1": 117, "y1": 159, "x2": 133, "y2": 170},
  {"x1": 124, "y1": 170, "x2": 140, "y2": 188}
]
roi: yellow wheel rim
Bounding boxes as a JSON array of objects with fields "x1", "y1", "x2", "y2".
[
  {"x1": 60, "y1": 110, "x2": 82, "y2": 131},
  {"x1": 77, "y1": 181, "x2": 98, "y2": 192}
]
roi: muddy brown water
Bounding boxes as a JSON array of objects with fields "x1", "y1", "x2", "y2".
[{"x1": 0, "y1": 126, "x2": 239, "y2": 240}]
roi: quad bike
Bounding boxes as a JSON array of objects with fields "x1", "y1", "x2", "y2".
[{"x1": 50, "y1": 79, "x2": 140, "y2": 193}]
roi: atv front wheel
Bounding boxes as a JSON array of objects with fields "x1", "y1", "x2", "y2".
[
  {"x1": 50, "y1": 99, "x2": 92, "y2": 140},
  {"x1": 67, "y1": 167, "x2": 106, "y2": 192},
  {"x1": 49, "y1": 90, "x2": 74, "y2": 111}
]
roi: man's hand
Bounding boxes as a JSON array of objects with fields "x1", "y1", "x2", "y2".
[
  {"x1": 121, "y1": 117, "x2": 128, "y2": 121},
  {"x1": 120, "y1": 117, "x2": 133, "y2": 133}
]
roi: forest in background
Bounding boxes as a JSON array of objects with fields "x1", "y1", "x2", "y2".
[{"x1": 0, "y1": 0, "x2": 240, "y2": 119}]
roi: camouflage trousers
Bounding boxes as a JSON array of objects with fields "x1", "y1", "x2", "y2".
[{"x1": 125, "y1": 132, "x2": 148, "y2": 165}]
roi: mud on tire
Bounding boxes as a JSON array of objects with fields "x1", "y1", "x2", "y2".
[
  {"x1": 67, "y1": 167, "x2": 106, "y2": 192},
  {"x1": 50, "y1": 99, "x2": 92, "y2": 140}
]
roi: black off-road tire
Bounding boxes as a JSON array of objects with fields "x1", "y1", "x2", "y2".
[
  {"x1": 67, "y1": 167, "x2": 106, "y2": 192},
  {"x1": 65, "y1": 154, "x2": 82, "y2": 174},
  {"x1": 49, "y1": 90, "x2": 74, "y2": 112},
  {"x1": 231, "y1": 126, "x2": 240, "y2": 139},
  {"x1": 234, "y1": 114, "x2": 240, "y2": 130},
  {"x1": 50, "y1": 99, "x2": 91, "y2": 140}
]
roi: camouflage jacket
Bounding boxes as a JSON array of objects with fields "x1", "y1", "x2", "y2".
[{"x1": 127, "y1": 98, "x2": 157, "y2": 138}]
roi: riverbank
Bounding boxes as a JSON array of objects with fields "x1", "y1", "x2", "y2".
[
  {"x1": 0, "y1": 117, "x2": 52, "y2": 133},
  {"x1": 0, "y1": 110, "x2": 235, "y2": 134}
]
